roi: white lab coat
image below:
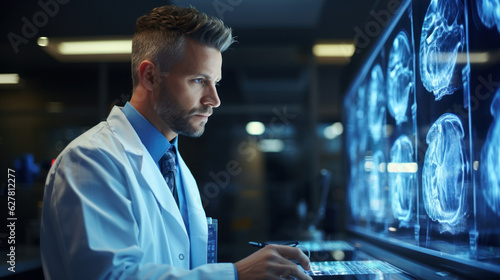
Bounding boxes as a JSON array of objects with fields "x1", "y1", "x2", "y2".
[{"x1": 40, "y1": 106, "x2": 235, "y2": 280}]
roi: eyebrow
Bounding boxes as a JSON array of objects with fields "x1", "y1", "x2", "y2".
[{"x1": 196, "y1": 73, "x2": 222, "y2": 82}]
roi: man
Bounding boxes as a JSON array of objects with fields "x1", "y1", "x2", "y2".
[{"x1": 40, "y1": 5, "x2": 311, "y2": 280}]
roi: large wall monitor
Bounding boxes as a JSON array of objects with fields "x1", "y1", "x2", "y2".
[{"x1": 343, "y1": 0, "x2": 500, "y2": 276}]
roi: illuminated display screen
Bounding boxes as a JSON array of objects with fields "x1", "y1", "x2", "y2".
[
  {"x1": 307, "y1": 260, "x2": 407, "y2": 277},
  {"x1": 343, "y1": 0, "x2": 500, "y2": 274}
]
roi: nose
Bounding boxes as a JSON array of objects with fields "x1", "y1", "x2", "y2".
[{"x1": 202, "y1": 83, "x2": 221, "y2": 108}]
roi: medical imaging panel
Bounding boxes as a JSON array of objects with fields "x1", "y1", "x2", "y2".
[
  {"x1": 348, "y1": 160, "x2": 370, "y2": 221},
  {"x1": 389, "y1": 135, "x2": 415, "y2": 227},
  {"x1": 347, "y1": 84, "x2": 371, "y2": 222},
  {"x1": 343, "y1": 0, "x2": 500, "y2": 273},
  {"x1": 388, "y1": 31, "x2": 413, "y2": 125},
  {"x1": 481, "y1": 89, "x2": 500, "y2": 216},
  {"x1": 367, "y1": 150, "x2": 387, "y2": 222},
  {"x1": 476, "y1": 0, "x2": 500, "y2": 32},
  {"x1": 367, "y1": 64, "x2": 386, "y2": 142},
  {"x1": 419, "y1": 0, "x2": 465, "y2": 100},
  {"x1": 356, "y1": 84, "x2": 368, "y2": 157},
  {"x1": 422, "y1": 113, "x2": 467, "y2": 234}
]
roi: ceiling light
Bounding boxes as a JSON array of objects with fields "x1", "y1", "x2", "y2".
[
  {"x1": 0, "y1": 74, "x2": 20, "y2": 84},
  {"x1": 387, "y1": 162, "x2": 418, "y2": 173},
  {"x1": 434, "y1": 52, "x2": 489, "y2": 64},
  {"x1": 38, "y1": 36, "x2": 132, "y2": 62},
  {"x1": 364, "y1": 160, "x2": 374, "y2": 172},
  {"x1": 313, "y1": 43, "x2": 355, "y2": 58},
  {"x1": 56, "y1": 39, "x2": 132, "y2": 55},
  {"x1": 323, "y1": 122, "x2": 343, "y2": 139},
  {"x1": 37, "y1": 37, "x2": 49, "y2": 47},
  {"x1": 246, "y1": 121, "x2": 265, "y2": 135},
  {"x1": 258, "y1": 139, "x2": 285, "y2": 153},
  {"x1": 466, "y1": 52, "x2": 490, "y2": 64}
]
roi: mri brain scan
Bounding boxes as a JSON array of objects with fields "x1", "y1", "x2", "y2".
[
  {"x1": 388, "y1": 31, "x2": 413, "y2": 124},
  {"x1": 368, "y1": 150, "x2": 387, "y2": 221},
  {"x1": 348, "y1": 165, "x2": 360, "y2": 218},
  {"x1": 356, "y1": 84, "x2": 368, "y2": 155},
  {"x1": 420, "y1": 0, "x2": 465, "y2": 100},
  {"x1": 346, "y1": 99, "x2": 358, "y2": 165},
  {"x1": 481, "y1": 89, "x2": 500, "y2": 216},
  {"x1": 350, "y1": 161, "x2": 369, "y2": 220},
  {"x1": 423, "y1": 113, "x2": 467, "y2": 233},
  {"x1": 389, "y1": 135, "x2": 415, "y2": 226},
  {"x1": 477, "y1": 0, "x2": 500, "y2": 32},
  {"x1": 368, "y1": 64, "x2": 386, "y2": 142}
]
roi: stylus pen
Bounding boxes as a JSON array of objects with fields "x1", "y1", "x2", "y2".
[{"x1": 248, "y1": 241, "x2": 299, "y2": 248}]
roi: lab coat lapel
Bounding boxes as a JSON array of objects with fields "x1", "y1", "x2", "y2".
[
  {"x1": 107, "y1": 106, "x2": 188, "y2": 235},
  {"x1": 140, "y1": 157, "x2": 187, "y2": 232},
  {"x1": 177, "y1": 154, "x2": 208, "y2": 267}
]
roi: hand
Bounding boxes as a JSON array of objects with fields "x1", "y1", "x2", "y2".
[{"x1": 235, "y1": 244, "x2": 312, "y2": 280}]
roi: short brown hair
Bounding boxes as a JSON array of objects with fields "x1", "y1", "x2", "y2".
[{"x1": 131, "y1": 5, "x2": 234, "y2": 89}]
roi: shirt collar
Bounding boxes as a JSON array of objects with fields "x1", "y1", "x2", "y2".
[{"x1": 122, "y1": 102, "x2": 177, "y2": 163}]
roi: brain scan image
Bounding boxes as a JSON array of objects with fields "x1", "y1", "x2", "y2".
[
  {"x1": 481, "y1": 89, "x2": 500, "y2": 216},
  {"x1": 477, "y1": 0, "x2": 500, "y2": 32},
  {"x1": 388, "y1": 31, "x2": 413, "y2": 125},
  {"x1": 346, "y1": 100, "x2": 358, "y2": 165},
  {"x1": 423, "y1": 113, "x2": 467, "y2": 233},
  {"x1": 367, "y1": 64, "x2": 386, "y2": 142},
  {"x1": 367, "y1": 150, "x2": 387, "y2": 221},
  {"x1": 389, "y1": 135, "x2": 415, "y2": 226},
  {"x1": 356, "y1": 84, "x2": 368, "y2": 155},
  {"x1": 419, "y1": 0, "x2": 465, "y2": 100},
  {"x1": 348, "y1": 165, "x2": 360, "y2": 218},
  {"x1": 349, "y1": 161, "x2": 369, "y2": 220}
]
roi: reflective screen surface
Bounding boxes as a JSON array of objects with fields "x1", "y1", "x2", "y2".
[
  {"x1": 419, "y1": 0, "x2": 465, "y2": 100},
  {"x1": 343, "y1": 0, "x2": 500, "y2": 275}
]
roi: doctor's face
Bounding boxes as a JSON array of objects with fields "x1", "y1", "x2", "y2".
[{"x1": 154, "y1": 39, "x2": 222, "y2": 138}]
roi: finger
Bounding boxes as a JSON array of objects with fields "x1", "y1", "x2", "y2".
[
  {"x1": 274, "y1": 263, "x2": 312, "y2": 280},
  {"x1": 271, "y1": 245, "x2": 311, "y2": 270}
]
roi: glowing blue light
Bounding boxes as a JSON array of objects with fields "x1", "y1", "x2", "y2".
[
  {"x1": 348, "y1": 165, "x2": 359, "y2": 218},
  {"x1": 477, "y1": 0, "x2": 500, "y2": 33},
  {"x1": 356, "y1": 84, "x2": 368, "y2": 153},
  {"x1": 349, "y1": 161, "x2": 369, "y2": 220},
  {"x1": 367, "y1": 64, "x2": 386, "y2": 142},
  {"x1": 367, "y1": 150, "x2": 387, "y2": 221},
  {"x1": 346, "y1": 117, "x2": 358, "y2": 164},
  {"x1": 422, "y1": 113, "x2": 467, "y2": 234},
  {"x1": 388, "y1": 31, "x2": 413, "y2": 124},
  {"x1": 389, "y1": 135, "x2": 415, "y2": 227},
  {"x1": 258, "y1": 139, "x2": 285, "y2": 153},
  {"x1": 481, "y1": 89, "x2": 500, "y2": 215},
  {"x1": 323, "y1": 122, "x2": 343, "y2": 140},
  {"x1": 346, "y1": 115, "x2": 358, "y2": 164},
  {"x1": 419, "y1": 0, "x2": 465, "y2": 100}
]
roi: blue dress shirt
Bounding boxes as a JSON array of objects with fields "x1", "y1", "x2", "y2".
[{"x1": 122, "y1": 102, "x2": 190, "y2": 235}]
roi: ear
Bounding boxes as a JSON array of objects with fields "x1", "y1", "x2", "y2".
[{"x1": 138, "y1": 60, "x2": 160, "y2": 91}]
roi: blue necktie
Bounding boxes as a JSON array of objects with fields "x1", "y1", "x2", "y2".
[{"x1": 160, "y1": 147, "x2": 178, "y2": 205}]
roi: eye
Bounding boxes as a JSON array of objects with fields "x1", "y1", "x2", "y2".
[{"x1": 193, "y1": 78, "x2": 204, "y2": 84}]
